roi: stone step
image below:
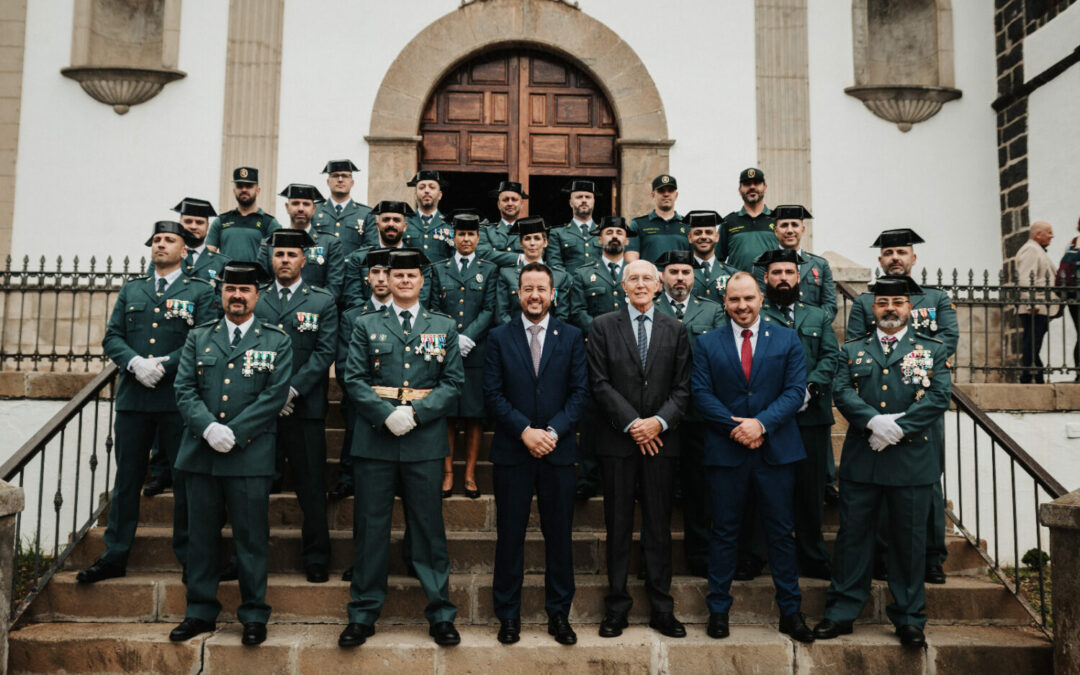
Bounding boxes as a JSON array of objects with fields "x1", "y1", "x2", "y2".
[
  {"x1": 26, "y1": 571, "x2": 1030, "y2": 627},
  {"x1": 69, "y1": 527, "x2": 987, "y2": 577},
  {"x1": 116, "y1": 492, "x2": 849, "y2": 533},
  {"x1": 7, "y1": 622, "x2": 1052, "y2": 675}
]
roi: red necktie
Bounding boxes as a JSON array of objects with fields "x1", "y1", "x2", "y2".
[{"x1": 741, "y1": 328, "x2": 753, "y2": 382}]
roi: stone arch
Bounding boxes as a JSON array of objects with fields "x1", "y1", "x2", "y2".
[{"x1": 365, "y1": 0, "x2": 672, "y2": 218}]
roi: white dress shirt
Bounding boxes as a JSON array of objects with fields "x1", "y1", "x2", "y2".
[
  {"x1": 153, "y1": 267, "x2": 183, "y2": 291},
  {"x1": 224, "y1": 315, "x2": 255, "y2": 341},
  {"x1": 274, "y1": 278, "x2": 302, "y2": 299},
  {"x1": 391, "y1": 302, "x2": 422, "y2": 327},
  {"x1": 732, "y1": 318, "x2": 761, "y2": 356}
]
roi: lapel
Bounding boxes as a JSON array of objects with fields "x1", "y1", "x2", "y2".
[
  {"x1": 381, "y1": 307, "x2": 407, "y2": 346},
  {"x1": 280, "y1": 282, "x2": 308, "y2": 316},
  {"x1": 886, "y1": 333, "x2": 914, "y2": 367},
  {"x1": 715, "y1": 323, "x2": 743, "y2": 381},
  {"x1": 864, "y1": 334, "x2": 888, "y2": 368},
  {"x1": 761, "y1": 302, "x2": 791, "y2": 329},
  {"x1": 161, "y1": 275, "x2": 192, "y2": 304},
  {"x1": 137, "y1": 276, "x2": 162, "y2": 305},
  {"x1": 643, "y1": 311, "x2": 665, "y2": 375},
  {"x1": 748, "y1": 323, "x2": 773, "y2": 385},
  {"x1": 231, "y1": 320, "x2": 262, "y2": 356},
  {"x1": 444, "y1": 258, "x2": 463, "y2": 284},
  {"x1": 793, "y1": 304, "x2": 809, "y2": 331},
  {"x1": 615, "y1": 310, "x2": 645, "y2": 375},
  {"x1": 509, "y1": 318, "x2": 536, "y2": 378},
  {"x1": 800, "y1": 260, "x2": 817, "y2": 286},
  {"x1": 408, "y1": 309, "x2": 431, "y2": 347},
  {"x1": 537, "y1": 318, "x2": 560, "y2": 377},
  {"x1": 210, "y1": 320, "x2": 233, "y2": 358}
]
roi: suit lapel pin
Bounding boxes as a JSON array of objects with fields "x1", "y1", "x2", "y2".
[{"x1": 553, "y1": 329, "x2": 558, "y2": 335}]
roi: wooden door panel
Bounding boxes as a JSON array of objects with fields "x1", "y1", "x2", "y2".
[
  {"x1": 554, "y1": 95, "x2": 591, "y2": 126},
  {"x1": 445, "y1": 92, "x2": 485, "y2": 124},
  {"x1": 421, "y1": 132, "x2": 460, "y2": 164},
  {"x1": 470, "y1": 57, "x2": 510, "y2": 84},
  {"x1": 468, "y1": 132, "x2": 508, "y2": 165},
  {"x1": 491, "y1": 93, "x2": 509, "y2": 125},
  {"x1": 530, "y1": 56, "x2": 569, "y2": 86},
  {"x1": 529, "y1": 94, "x2": 546, "y2": 125},
  {"x1": 530, "y1": 134, "x2": 570, "y2": 166},
  {"x1": 577, "y1": 135, "x2": 615, "y2": 166}
]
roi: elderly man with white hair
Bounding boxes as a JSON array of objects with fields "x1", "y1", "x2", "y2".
[
  {"x1": 1016, "y1": 220, "x2": 1059, "y2": 383},
  {"x1": 586, "y1": 258, "x2": 693, "y2": 639}
]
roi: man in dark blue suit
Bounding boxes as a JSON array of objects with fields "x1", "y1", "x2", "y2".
[
  {"x1": 691, "y1": 271, "x2": 814, "y2": 643},
  {"x1": 484, "y1": 262, "x2": 591, "y2": 646}
]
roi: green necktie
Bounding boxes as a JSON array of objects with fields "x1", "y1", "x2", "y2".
[
  {"x1": 280, "y1": 287, "x2": 290, "y2": 304},
  {"x1": 334, "y1": 204, "x2": 343, "y2": 216},
  {"x1": 185, "y1": 249, "x2": 196, "y2": 268},
  {"x1": 231, "y1": 327, "x2": 242, "y2": 347},
  {"x1": 156, "y1": 277, "x2": 167, "y2": 295},
  {"x1": 400, "y1": 309, "x2": 412, "y2": 334},
  {"x1": 674, "y1": 302, "x2": 685, "y2": 320},
  {"x1": 609, "y1": 262, "x2": 620, "y2": 283}
]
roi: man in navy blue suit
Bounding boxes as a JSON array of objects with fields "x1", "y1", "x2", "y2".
[
  {"x1": 484, "y1": 262, "x2": 591, "y2": 646},
  {"x1": 691, "y1": 271, "x2": 815, "y2": 643}
]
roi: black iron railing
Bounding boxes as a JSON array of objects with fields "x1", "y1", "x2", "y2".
[
  {"x1": 0, "y1": 255, "x2": 144, "y2": 372},
  {"x1": 1, "y1": 364, "x2": 118, "y2": 621}
]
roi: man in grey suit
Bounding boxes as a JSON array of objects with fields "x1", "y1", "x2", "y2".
[{"x1": 586, "y1": 259, "x2": 692, "y2": 639}]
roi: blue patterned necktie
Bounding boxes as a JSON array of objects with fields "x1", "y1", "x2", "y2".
[{"x1": 636, "y1": 314, "x2": 648, "y2": 368}]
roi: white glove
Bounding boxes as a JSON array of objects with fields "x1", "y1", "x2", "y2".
[
  {"x1": 867, "y1": 413, "x2": 906, "y2": 449},
  {"x1": 384, "y1": 406, "x2": 417, "y2": 436},
  {"x1": 202, "y1": 422, "x2": 236, "y2": 453},
  {"x1": 458, "y1": 334, "x2": 476, "y2": 358},
  {"x1": 129, "y1": 355, "x2": 169, "y2": 388},
  {"x1": 280, "y1": 387, "x2": 298, "y2": 417},
  {"x1": 798, "y1": 387, "x2": 812, "y2": 413}
]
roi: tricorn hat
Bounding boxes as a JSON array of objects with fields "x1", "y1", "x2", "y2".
[
  {"x1": 774, "y1": 204, "x2": 813, "y2": 221},
  {"x1": 655, "y1": 250, "x2": 701, "y2": 269},
  {"x1": 871, "y1": 228, "x2": 925, "y2": 248},
  {"x1": 219, "y1": 261, "x2": 272, "y2": 286},
  {"x1": 387, "y1": 248, "x2": 431, "y2": 270},
  {"x1": 145, "y1": 220, "x2": 190, "y2": 247},
  {"x1": 172, "y1": 197, "x2": 217, "y2": 219},
  {"x1": 321, "y1": 159, "x2": 359, "y2": 174},
  {"x1": 365, "y1": 247, "x2": 393, "y2": 269},
  {"x1": 407, "y1": 170, "x2": 449, "y2": 187},
  {"x1": 268, "y1": 229, "x2": 315, "y2": 249},
  {"x1": 279, "y1": 184, "x2": 325, "y2": 203},
  {"x1": 753, "y1": 248, "x2": 806, "y2": 268},
  {"x1": 871, "y1": 274, "x2": 924, "y2": 296},
  {"x1": 489, "y1": 181, "x2": 528, "y2": 199},
  {"x1": 509, "y1": 216, "x2": 548, "y2": 238},
  {"x1": 370, "y1": 200, "x2": 417, "y2": 217},
  {"x1": 590, "y1": 215, "x2": 637, "y2": 237},
  {"x1": 683, "y1": 210, "x2": 723, "y2": 229},
  {"x1": 562, "y1": 179, "x2": 601, "y2": 196}
]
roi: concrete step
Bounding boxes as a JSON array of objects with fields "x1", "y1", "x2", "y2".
[
  {"x1": 26, "y1": 571, "x2": 1030, "y2": 627},
  {"x1": 7, "y1": 622, "x2": 1052, "y2": 675},
  {"x1": 68, "y1": 526, "x2": 987, "y2": 577}
]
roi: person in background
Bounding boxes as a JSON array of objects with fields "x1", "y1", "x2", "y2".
[
  {"x1": 719, "y1": 168, "x2": 775, "y2": 271},
  {"x1": 312, "y1": 159, "x2": 371, "y2": 258},
  {"x1": 1016, "y1": 221, "x2": 1059, "y2": 384},
  {"x1": 206, "y1": 167, "x2": 281, "y2": 263}
]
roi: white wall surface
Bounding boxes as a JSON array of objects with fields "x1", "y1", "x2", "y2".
[
  {"x1": 1027, "y1": 65, "x2": 1080, "y2": 259},
  {"x1": 9, "y1": 0, "x2": 230, "y2": 266},
  {"x1": 807, "y1": 0, "x2": 1003, "y2": 279}
]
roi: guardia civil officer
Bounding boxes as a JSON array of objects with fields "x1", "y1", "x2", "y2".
[
  {"x1": 720, "y1": 168, "x2": 776, "y2": 271},
  {"x1": 77, "y1": 221, "x2": 216, "y2": 584},
  {"x1": 685, "y1": 210, "x2": 740, "y2": 303},
  {"x1": 338, "y1": 248, "x2": 463, "y2": 648},
  {"x1": 547, "y1": 180, "x2": 601, "y2": 272},
  {"x1": 428, "y1": 213, "x2": 497, "y2": 498},
  {"x1": 653, "y1": 250, "x2": 727, "y2": 577},
  {"x1": 254, "y1": 229, "x2": 338, "y2": 583},
  {"x1": 761, "y1": 205, "x2": 837, "y2": 319},
  {"x1": 846, "y1": 228, "x2": 957, "y2": 584},
  {"x1": 169, "y1": 262, "x2": 293, "y2": 646},
  {"x1": 757, "y1": 248, "x2": 838, "y2": 579},
  {"x1": 478, "y1": 180, "x2": 527, "y2": 268},
  {"x1": 342, "y1": 201, "x2": 432, "y2": 309},
  {"x1": 206, "y1": 167, "x2": 281, "y2": 262},
  {"x1": 259, "y1": 184, "x2": 344, "y2": 301},
  {"x1": 495, "y1": 217, "x2": 574, "y2": 325},
  {"x1": 814, "y1": 275, "x2": 951, "y2": 648},
  {"x1": 567, "y1": 215, "x2": 633, "y2": 500},
  {"x1": 404, "y1": 170, "x2": 455, "y2": 262},
  {"x1": 626, "y1": 174, "x2": 687, "y2": 263},
  {"x1": 313, "y1": 159, "x2": 372, "y2": 258}
]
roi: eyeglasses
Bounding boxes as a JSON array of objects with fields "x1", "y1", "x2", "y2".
[{"x1": 625, "y1": 275, "x2": 657, "y2": 284}]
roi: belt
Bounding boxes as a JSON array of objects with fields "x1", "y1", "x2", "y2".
[{"x1": 371, "y1": 385, "x2": 432, "y2": 404}]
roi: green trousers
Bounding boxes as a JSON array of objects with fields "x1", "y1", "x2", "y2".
[
  {"x1": 794, "y1": 424, "x2": 831, "y2": 569},
  {"x1": 276, "y1": 416, "x2": 330, "y2": 566}
]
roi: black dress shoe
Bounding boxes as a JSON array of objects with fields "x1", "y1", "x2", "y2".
[
  {"x1": 497, "y1": 618, "x2": 520, "y2": 644},
  {"x1": 305, "y1": 564, "x2": 329, "y2": 583},
  {"x1": 896, "y1": 624, "x2": 927, "y2": 647},
  {"x1": 812, "y1": 618, "x2": 853, "y2": 640},
  {"x1": 733, "y1": 559, "x2": 761, "y2": 581},
  {"x1": 598, "y1": 613, "x2": 628, "y2": 638},
  {"x1": 463, "y1": 480, "x2": 481, "y2": 500},
  {"x1": 169, "y1": 617, "x2": 215, "y2": 642},
  {"x1": 548, "y1": 613, "x2": 577, "y2": 645},
  {"x1": 219, "y1": 559, "x2": 239, "y2": 581},
  {"x1": 429, "y1": 621, "x2": 460, "y2": 646},
  {"x1": 824, "y1": 484, "x2": 839, "y2": 506},
  {"x1": 341, "y1": 566, "x2": 353, "y2": 582},
  {"x1": 925, "y1": 562, "x2": 947, "y2": 584},
  {"x1": 707, "y1": 612, "x2": 730, "y2": 639},
  {"x1": 142, "y1": 474, "x2": 171, "y2": 497},
  {"x1": 800, "y1": 562, "x2": 832, "y2": 581},
  {"x1": 574, "y1": 483, "x2": 598, "y2": 500},
  {"x1": 338, "y1": 622, "x2": 374, "y2": 647},
  {"x1": 241, "y1": 622, "x2": 266, "y2": 646},
  {"x1": 649, "y1": 612, "x2": 686, "y2": 638},
  {"x1": 779, "y1": 612, "x2": 815, "y2": 643},
  {"x1": 76, "y1": 559, "x2": 125, "y2": 584},
  {"x1": 327, "y1": 481, "x2": 354, "y2": 500}
]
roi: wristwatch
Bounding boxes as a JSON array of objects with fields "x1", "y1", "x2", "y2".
[{"x1": 545, "y1": 426, "x2": 559, "y2": 442}]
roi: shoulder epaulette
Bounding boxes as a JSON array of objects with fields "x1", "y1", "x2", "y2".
[
  {"x1": 844, "y1": 333, "x2": 872, "y2": 344},
  {"x1": 306, "y1": 285, "x2": 334, "y2": 297},
  {"x1": 132, "y1": 275, "x2": 151, "y2": 281},
  {"x1": 422, "y1": 309, "x2": 452, "y2": 320},
  {"x1": 194, "y1": 319, "x2": 219, "y2": 330},
  {"x1": 259, "y1": 322, "x2": 287, "y2": 335},
  {"x1": 913, "y1": 333, "x2": 943, "y2": 344}
]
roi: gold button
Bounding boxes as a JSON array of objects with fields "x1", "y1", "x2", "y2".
[
  {"x1": 459, "y1": 311, "x2": 464, "y2": 316},
  {"x1": 458, "y1": 323, "x2": 463, "y2": 328},
  {"x1": 205, "y1": 348, "x2": 211, "y2": 353},
  {"x1": 460, "y1": 287, "x2": 465, "y2": 291},
  {"x1": 224, "y1": 379, "x2": 230, "y2": 385},
  {"x1": 222, "y1": 395, "x2": 229, "y2": 401},
  {"x1": 228, "y1": 363, "x2": 234, "y2": 369},
  {"x1": 404, "y1": 364, "x2": 410, "y2": 369},
  {"x1": 219, "y1": 412, "x2": 226, "y2": 418},
  {"x1": 197, "y1": 370, "x2": 203, "y2": 375},
  {"x1": 882, "y1": 369, "x2": 889, "y2": 375},
  {"x1": 403, "y1": 380, "x2": 409, "y2": 386},
  {"x1": 405, "y1": 347, "x2": 411, "y2": 352},
  {"x1": 152, "y1": 323, "x2": 158, "y2": 328},
  {"x1": 880, "y1": 402, "x2": 887, "y2": 408},
  {"x1": 459, "y1": 299, "x2": 464, "y2": 303},
  {"x1": 154, "y1": 308, "x2": 160, "y2": 313},
  {"x1": 278, "y1": 324, "x2": 284, "y2": 329},
  {"x1": 881, "y1": 385, "x2": 888, "y2": 391},
  {"x1": 149, "y1": 338, "x2": 156, "y2": 344}
]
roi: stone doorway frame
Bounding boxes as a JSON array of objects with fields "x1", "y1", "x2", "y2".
[{"x1": 364, "y1": 0, "x2": 673, "y2": 219}]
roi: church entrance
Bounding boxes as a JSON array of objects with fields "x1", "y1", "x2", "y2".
[{"x1": 418, "y1": 49, "x2": 619, "y2": 228}]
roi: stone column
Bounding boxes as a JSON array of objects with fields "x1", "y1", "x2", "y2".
[
  {"x1": 362, "y1": 136, "x2": 421, "y2": 204},
  {"x1": 1039, "y1": 489, "x2": 1080, "y2": 674},
  {"x1": 616, "y1": 139, "x2": 675, "y2": 219},
  {"x1": 0, "y1": 479, "x2": 26, "y2": 675},
  {"x1": 0, "y1": 1, "x2": 26, "y2": 261}
]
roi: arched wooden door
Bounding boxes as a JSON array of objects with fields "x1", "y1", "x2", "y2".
[{"x1": 419, "y1": 49, "x2": 618, "y2": 226}]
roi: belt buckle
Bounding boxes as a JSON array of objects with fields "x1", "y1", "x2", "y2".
[{"x1": 398, "y1": 388, "x2": 409, "y2": 404}]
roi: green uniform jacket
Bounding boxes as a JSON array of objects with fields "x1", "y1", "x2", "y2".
[
  {"x1": 761, "y1": 300, "x2": 839, "y2": 426},
  {"x1": 846, "y1": 286, "x2": 958, "y2": 357},
  {"x1": 174, "y1": 319, "x2": 293, "y2": 476},
  {"x1": 405, "y1": 211, "x2": 456, "y2": 263},
  {"x1": 494, "y1": 263, "x2": 573, "y2": 325},
  {"x1": 833, "y1": 332, "x2": 951, "y2": 486},
  {"x1": 343, "y1": 307, "x2": 464, "y2": 461},
  {"x1": 258, "y1": 228, "x2": 344, "y2": 301},
  {"x1": 568, "y1": 259, "x2": 627, "y2": 334},
  {"x1": 184, "y1": 249, "x2": 230, "y2": 285},
  {"x1": 341, "y1": 246, "x2": 432, "y2": 310},
  {"x1": 627, "y1": 211, "x2": 688, "y2": 262},
  {"x1": 336, "y1": 303, "x2": 377, "y2": 372},
  {"x1": 720, "y1": 206, "x2": 776, "y2": 271},
  {"x1": 477, "y1": 221, "x2": 523, "y2": 268},
  {"x1": 427, "y1": 256, "x2": 497, "y2": 367},
  {"x1": 692, "y1": 258, "x2": 741, "y2": 303},
  {"x1": 654, "y1": 294, "x2": 727, "y2": 350},
  {"x1": 103, "y1": 275, "x2": 217, "y2": 412},
  {"x1": 206, "y1": 208, "x2": 281, "y2": 263},
  {"x1": 313, "y1": 199, "x2": 372, "y2": 258},
  {"x1": 254, "y1": 282, "x2": 338, "y2": 419},
  {"x1": 547, "y1": 221, "x2": 600, "y2": 272}
]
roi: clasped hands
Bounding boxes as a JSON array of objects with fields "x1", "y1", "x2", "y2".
[
  {"x1": 279, "y1": 387, "x2": 298, "y2": 416},
  {"x1": 384, "y1": 406, "x2": 417, "y2": 436},
  {"x1": 203, "y1": 422, "x2": 235, "y2": 453},
  {"x1": 730, "y1": 416, "x2": 765, "y2": 449},
  {"x1": 522, "y1": 427, "x2": 557, "y2": 458},
  {"x1": 630, "y1": 417, "x2": 664, "y2": 456},
  {"x1": 129, "y1": 355, "x2": 169, "y2": 388},
  {"x1": 866, "y1": 413, "x2": 906, "y2": 451}
]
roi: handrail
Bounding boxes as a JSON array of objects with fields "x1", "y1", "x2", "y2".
[{"x1": 0, "y1": 363, "x2": 118, "y2": 480}]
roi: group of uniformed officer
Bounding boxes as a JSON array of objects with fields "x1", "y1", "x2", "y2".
[{"x1": 76, "y1": 159, "x2": 956, "y2": 649}]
